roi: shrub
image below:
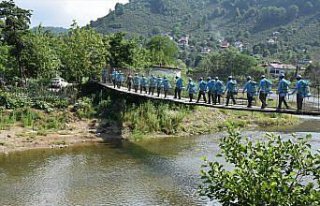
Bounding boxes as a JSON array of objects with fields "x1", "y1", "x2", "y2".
[
  {"x1": 199, "y1": 126, "x2": 320, "y2": 205},
  {"x1": 74, "y1": 97, "x2": 95, "y2": 119}
]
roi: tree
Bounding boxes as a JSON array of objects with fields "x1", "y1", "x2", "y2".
[
  {"x1": 146, "y1": 35, "x2": 178, "y2": 66},
  {"x1": 198, "y1": 48, "x2": 258, "y2": 79},
  {"x1": 59, "y1": 22, "x2": 107, "y2": 83},
  {"x1": 199, "y1": 126, "x2": 320, "y2": 205},
  {"x1": 20, "y1": 26, "x2": 61, "y2": 79},
  {"x1": 115, "y1": 3, "x2": 125, "y2": 16},
  {"x1": 0, "y1": 0, "x2": 31, "y2": 82},
  {"x1": 108, "y1": 32, "x2": 136, "y2": 69}
]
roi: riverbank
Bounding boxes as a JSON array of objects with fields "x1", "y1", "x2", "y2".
[{"x1": 0, "y1": 103, "x2": 299, "y2": 154}]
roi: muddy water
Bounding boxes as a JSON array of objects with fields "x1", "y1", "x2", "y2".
[{"x1": 1, "y1": 119, "x2": 320, "y2": 206}]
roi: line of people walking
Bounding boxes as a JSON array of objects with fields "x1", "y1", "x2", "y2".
[{"x1": 108, "y1": 69, "x2": 311, "y2": 112}]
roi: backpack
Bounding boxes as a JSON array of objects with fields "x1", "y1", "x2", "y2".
[{"x1": 301, "y1": 80, "x2": 311, "y2": 97}]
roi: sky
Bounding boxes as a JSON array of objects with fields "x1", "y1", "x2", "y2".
[{"x1": 15, "y1": 0, "x2": 128, "y2": 28}]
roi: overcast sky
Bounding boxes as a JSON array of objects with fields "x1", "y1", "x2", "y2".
[{"x1": 15, "y1": 0, "x2": 128, "y2": 28}]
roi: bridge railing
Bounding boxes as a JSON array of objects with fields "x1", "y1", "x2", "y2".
[{"x1": 101, "y1": 80, "x2": 320, "y2": 114}]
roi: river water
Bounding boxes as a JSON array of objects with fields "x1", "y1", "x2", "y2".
[{"x1": 1, "y1": 118, "x2": 320, "y2": 206}]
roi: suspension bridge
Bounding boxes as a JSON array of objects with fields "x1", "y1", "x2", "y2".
[{"x1": 96, "y1": 82, "x2": 320, "y2": 116}]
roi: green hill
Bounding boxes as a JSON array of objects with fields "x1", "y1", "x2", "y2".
[{"x1": 90, "y1": 0, "x2": 320, "y2": 62}]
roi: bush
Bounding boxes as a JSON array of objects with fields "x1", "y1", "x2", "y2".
[
  {"x1": 199, "y1": 126, "x2": 320, "y2": 205},
  {"x1": 123, "y1": 101, "x2": 189, "y2": 135},
  {"x1": 74, "y1": 97, "x2": 95, "y2": 119}
]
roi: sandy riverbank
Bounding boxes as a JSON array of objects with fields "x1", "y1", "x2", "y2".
[{"x1": 0, "y1": 120, "x2": 111, "y2": 154}]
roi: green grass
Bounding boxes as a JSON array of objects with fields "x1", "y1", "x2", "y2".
[{"x1": 123, "y1": 101, "x2": 190, "y2": 136}]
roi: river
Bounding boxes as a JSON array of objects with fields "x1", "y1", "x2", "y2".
[{"x1": 1, "y1": 117, "x2": 320, "y2": 206}]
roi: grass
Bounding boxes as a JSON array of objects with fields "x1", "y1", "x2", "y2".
[
  {"x1": 0, "y1": 107, "x2": 69, "y2": 133},
  {"x1": 119, "y1": 101, "x2": 298, "y2": 140},
  {"x1": 123, "y1": 101, "x2": 190, "y2": 136},
  {"x1": 124, "y1": 102, "x2": 298, "y2": 140}
]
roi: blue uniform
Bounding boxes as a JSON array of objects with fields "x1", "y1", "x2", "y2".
[
  {"x1": 259, "y1": 79, "x2": 272, "y2": 94},
  {"x1": 187, "y1": 81, "x2": 197, "y2": 94},
  {"x1": 293, "y1": 80, "x2": 311, "y2": 97},
  {"x1": 214, "y1": 80, "x2": 224, "y2": 95},
  {"x1": 196, "y1": 80, "x2": 207, "y2": 103},
  {"x1": 226, "y1": 80, "x2": 237, "y2": 93},
  {"x1": 277, "y1": 78, "x2": 291, "y2": 110},
  {"x1": 243, "y1": 80, "x2": 257, "y2": 96},
  {"x1": 140, "y1": 77, "x2": 147, "y2": 87},
  {"x1": 207, "y1": 80, "x2": 215, "y2": 93},
  {"x1": 111, "y1": 70, "x2": 117, "y2": 80},
  {"x1": 259, "y1": 78, "x2": 272, "y2": 109},
  {"x1": 148, "y1": 76, "x2": 157, "y2": 95},
  {"x1": 156, "y1": 77, "x2": 162, "y2": 88},
  {"x1": 198, "y1": 80, "x2": 207, "y2": 92},
  {"x1": 175, "y1": 78, "x2": 183, "y2": 89},
  {"x1": 162, "y1": 78, "x2": 171, "y2": 98},
  {"x1": 116, "y1": 72, "x2": 124, "y2": 88},
  {"x1": 133, "y1": 76, "x2": 140, "y2": 86},
  {"x1": 156, "y1": 77, "x2": 163, "y2": 97},
  {"x1": 277, "y1": 79, "x2": 291, "y2": 96},
  {"x1": 187, "y1": 81, "x2": 197, "y2": 102},
  {"x1": 162, "y1": 79, "x2": 171, "y2": 90},
  {"x1": 174, "y1": 77, "x2": 184, "y2": 99},
  {"x1": 225, "y1": 80, "x2": 237, "y2": 106},
  {"x1": 149, "y1": 76, "x2": 157, "y2": 87}
]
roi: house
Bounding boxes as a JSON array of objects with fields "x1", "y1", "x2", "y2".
[
  {"x1": 268, "y1": 62, "x2": 296, "y2": 77},
  {"x1": 178, "y1": 35, "x2": 189, "y2": 47},
  {"x1": 150, "y1": 66, "x2": 182, "y2": 78},
  {"x1": 267, "y1": 38, "x2": 276, "y2": 45},
  {"x1": 220, "y1": 40, "x2": 230, "y2": 49}
]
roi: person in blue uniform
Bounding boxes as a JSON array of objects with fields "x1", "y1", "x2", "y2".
[
  {"x1": 243, "y1": 76, "x2": 257, "y2": 108},
  {"x1": 111, "y1": 68, "x2": 117, "y2": 88},
  {"x1": 206, "y1": 77, "x2": 215, "y2": 104},
  {"x1": 186, "y1": 77, "x2": 197, "y2": 102},
  {"x1": 258, "y1": 75, "x2": 272, "y2": 109},
  {"x1": 277, "y1": 73, "x2": 290, "y2": 110},
  {"x1": 214, "y1": 77, "x2": 224, "y2": 105},
  {"x1": 140, "y1": 75, "x2": 148, "y2": 94},
  {"x1": 156, "y1": 75, "x2": 162, "y2": 97},
  {"x1": 291, "y1": 75, "x2": 311, "y2": 112},
  {"x1": 133, "y1": 73, "x2": 140, "y2": 93},
  {"x1": 196, "y1": 77, "x2": 207, "y2": 103},
  {"x1": 174, "y1": 76, "x2": 184, "y2": 99},
  {"x1": 148, "y1": 74, "x2": 157, "y2": 95},
  {"x1": 116, "y1": 71, "x2": 124, "y2": 88},
  {"x1": 225, "y1": 76, "x2": 237, "y2": 106},
  {"x1": 162, "y1": 76, "x2": 171, "y2": 98}
]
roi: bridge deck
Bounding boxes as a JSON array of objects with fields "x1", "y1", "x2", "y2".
[{"x1": 98, "y1": 82, "x2": 320, "y2": 116}]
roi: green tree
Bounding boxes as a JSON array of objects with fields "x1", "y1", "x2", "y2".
[
  {"x1": 198, "y1": 48, "x2": 258, "y2": 79},
  {"x1": 0, "y1": 0, "x2": 31, "y2": 82},
  {"x1": 146, "y1": 35, "x2": 178, "y2": 66},
  {"x1": 199, "y1": 127, "x2": 320, "y2": 205},
  {"x1": 20, "y1": 26, "x2": 61, "y2": 79},
  {"x1": 59, "y1": 22, "x2": 107, "y2": 83},
  {"x1": 108, "y1": 32, "x2": 136, "y2": 69},
  {"x1": 115, "y1": 3, "x2": 125, "y2": 16}
]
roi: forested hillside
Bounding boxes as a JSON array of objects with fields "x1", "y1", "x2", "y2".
[{"x1": 90, "y1": 0, "x2": 320, "y2": 61}]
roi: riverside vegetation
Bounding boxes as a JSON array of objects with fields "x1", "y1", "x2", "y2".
[
  {"x1": 0, "y1": 80, "x2": 298, "y2": 153},
  {"x1": 0, "y1": 1, "x2": 299, "y2": 153}
]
